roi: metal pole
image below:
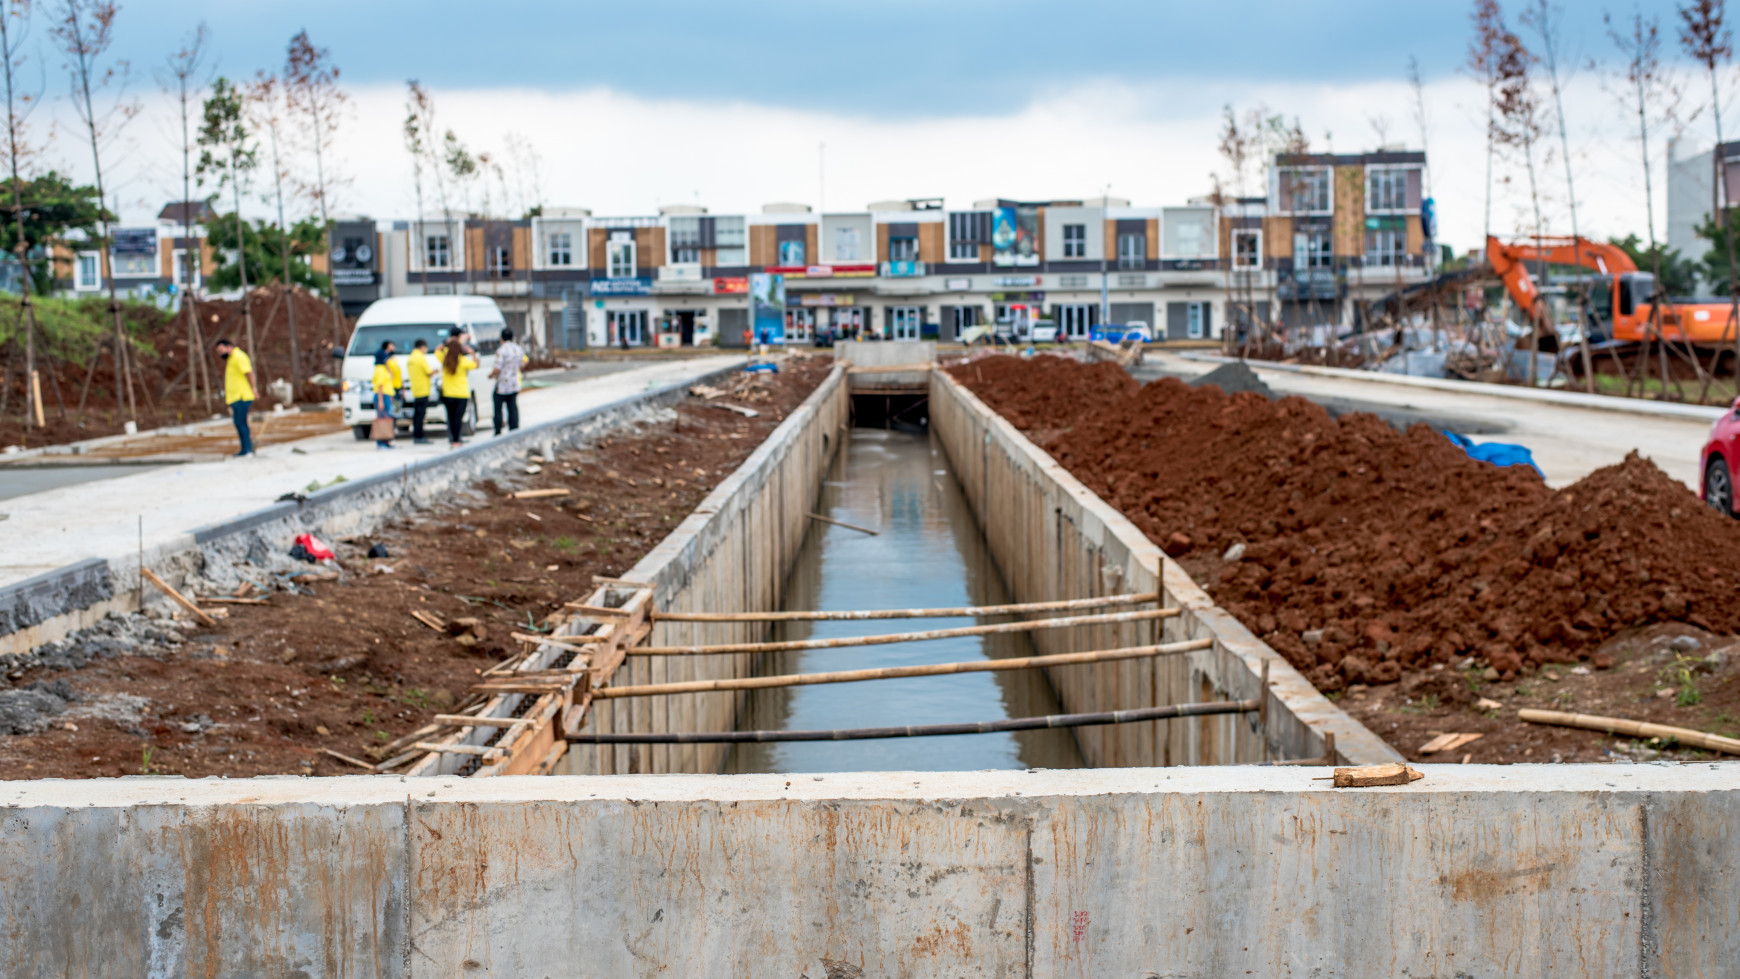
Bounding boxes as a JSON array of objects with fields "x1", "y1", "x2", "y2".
[{"x1": 1101, "y1": 184, "x2": 1111, "y2": 332}]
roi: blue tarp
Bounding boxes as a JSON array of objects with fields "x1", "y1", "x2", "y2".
[{"x1": 1444, "y1": 431, "x2": 1544, "y2": 478}]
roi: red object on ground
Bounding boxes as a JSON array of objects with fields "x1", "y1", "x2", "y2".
[
  {"x1": 295, "y1": 533, "x2": 336, "y2": 563},
  {"x1": 1699, "y1": 398, "x2": 1740, "y2": 517}
]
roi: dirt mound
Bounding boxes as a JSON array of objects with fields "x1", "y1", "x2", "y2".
[
  {"x1": 948, "y1": 355, "x2": 1740, "y2": 690},
  {"x1": 1189, "y1": 360, "x2": 1275, "y2": 399}
]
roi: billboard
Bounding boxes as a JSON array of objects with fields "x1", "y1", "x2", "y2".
[
  {"x1": 750, "y1": 272, "x2": 786, "y2": 344},
  {"x1": 991, "y1": 205, "x2": 1039, "y2": 267}
]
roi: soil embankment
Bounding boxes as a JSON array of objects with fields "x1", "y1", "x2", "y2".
[
  {"x1": 0, "y1": 357, "x2": 829, "y2": 778},
  {"x1": 949, "y1": 354, "x2": 1740, "y2": 762}
]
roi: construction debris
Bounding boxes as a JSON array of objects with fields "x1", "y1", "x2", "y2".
[
  {"x1": 1332, "y1": 763, "x2": 1425, "y2": 787},
  {"x1": 140, "y1": 568, "x2": 217, "y2": 629}
]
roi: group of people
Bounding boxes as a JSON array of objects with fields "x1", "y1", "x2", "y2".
[{"x1": 212, "y1": 327, "x2": 529, "y2": 458}]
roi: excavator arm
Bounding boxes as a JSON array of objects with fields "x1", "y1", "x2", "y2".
[{"x1": 1485, "y1": 235, "x2": 1638, "y2": 339}]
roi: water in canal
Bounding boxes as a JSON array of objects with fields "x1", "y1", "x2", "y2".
[{"x1": 725, "y1": 427, "x2": 1085, "y2": 774}]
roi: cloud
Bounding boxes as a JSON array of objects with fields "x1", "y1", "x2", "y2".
[{"x1": 35, "y1": 69, "x2": 1722, "y2": 255}]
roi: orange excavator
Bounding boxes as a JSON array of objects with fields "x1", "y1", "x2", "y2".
[{"x1": 1486, "y1": 234, "x2": 1740, "y2": 347}]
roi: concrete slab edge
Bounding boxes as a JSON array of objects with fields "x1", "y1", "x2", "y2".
[{"x1": 1179, "y1": 351, "x2": 1729, "y2": 421}]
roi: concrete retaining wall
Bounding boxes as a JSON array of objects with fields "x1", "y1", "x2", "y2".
[
  {"x1": 562, "y1": 365, "x2": 850, "y2": 775},
  {"x1": 929, "y1": 369, "x2": 1398, "y2": 766},
  {"x1": 5, "y1": 765, "x2": 1736, "y2": 976},
  {"x1": 0, "y1": 366, "x2": 740, "y2": 658}
]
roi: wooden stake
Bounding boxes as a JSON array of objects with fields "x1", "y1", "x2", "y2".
[
  {"x1": 410, "y1": 610, "x2": 446, "y2": 632},
  {"x1": 654, "y1": 591, "x2": 1162, "y2": 623},
  {"x1": 511, "y1": 487, "x2": 571, "y2": 499},
  {"x1": 597, "y1": 637, "x2": 1214, "y2": 699},
  {"x1": 1332, "y1": 762, "x2": 1424, "y2": 787},
  {"x1": 139, "y1": 567, "x2": 217, "y2": 628},
  {"x1": 808, "y1": 512, "x2": 880, "y2": 535},
  {"x1": 318, "y1": 747, "x2": 378, "y2": 771},
  {"x1": 1518, "y1": 708, "x2": 1740, "y2": 756},
  {"x1": 631, "y1": 607, "x2": 1180, "y2": 656},
  {"x1": 29, "y1": 369, "x2": 43, "y2": 427}
]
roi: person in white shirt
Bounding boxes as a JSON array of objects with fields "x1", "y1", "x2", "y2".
[{"x1": 491, "y1": 328, "x2": 529, "y2": 435}]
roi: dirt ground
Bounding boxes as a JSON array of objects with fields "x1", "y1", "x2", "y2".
[
  {"x1": 0, "y1": 355, "x2": 829, "y2": 779},
  {"x1": 949, "y1": 354, "x2": 1740, "y2": 762}
]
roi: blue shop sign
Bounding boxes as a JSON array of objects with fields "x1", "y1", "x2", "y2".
[{"x1": 590, "y1": 276, "x2": 653, "y2": 296}]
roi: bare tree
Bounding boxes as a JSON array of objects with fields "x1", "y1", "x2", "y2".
[
  {"x1": 1470, "y1": 0, "x2": 1506, "y2": 245},
  {"x1": 402, "y1": 82, "x2": 429, "y2": 291},
  {"x1": 156, "y1": 21, "x2": 209, "y2": 407},
  {"x1": 197, "y1": 76, "x2": 256, "y2": 358},
  {"x1": 1524, "y1": 0, "x2": 1599, "y2": 393},
  {"x1": 1489, "y1": 9, "x2": 1551, "y2": 387},
  {"x1": 52, "y1": 0, "x2": 140, "y2": 420},
  {"x1": 0, "y1": 0, "x2": 42, "y2": 428},
  {"x1": 406, "y1": 81, "x2": 459, "y2": 291},
  {"x1": 1680, "y1": 0, "x2": 1740, "y2": 390},
  {"x1": 442, "y1": 127, "x2": 477, "y2": 290},
  {"x1": 247, "y1": 70, "x2": 301, "y2": 397},
  {"x1": 283, "y1": 30, "x2": 345, "y2": 346}
]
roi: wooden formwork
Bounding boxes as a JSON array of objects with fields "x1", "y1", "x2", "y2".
[{"x1": 402, "y1": 363, "x2": 851, "y2": 777}]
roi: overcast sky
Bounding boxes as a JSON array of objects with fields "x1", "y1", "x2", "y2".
[{"x1": 20, "y1": 0, "x2": 1737, "y2": 251}]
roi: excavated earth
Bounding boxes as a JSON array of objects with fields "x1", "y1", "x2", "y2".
[
  {"x1": 0, "y1": 356, "x2": 829, "y2": 778},
  {"x1": 950, "y1": 354, "x2": 1740, "y2": 763}
]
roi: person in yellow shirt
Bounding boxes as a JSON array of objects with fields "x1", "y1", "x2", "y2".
[
  {"x1": 370, "y1": 343, "x2": 399, "y2": 449},
  {"x1": 437, "y1": 328, "x2": 479, "y2": 450},
  {"x1": 406, "y1": 337, "x2": 438, "y2": 444},
  {"x1": 212, "y1": 338, "x2": 256, "y2": 457}
]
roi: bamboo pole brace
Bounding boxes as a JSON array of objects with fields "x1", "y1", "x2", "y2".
[
  {"x1": 653, "y1": 591, "x2": 1161, "y2": 623},
  {"x1": 568, "y1": 697, "x2": 1256, "y2": 743},
  {"x1": 631, "y1": 607, "x2": 1179, "y2": 656},
  {"x1": 511, "y1": 631, "x2": 604, "y2": 646},
  {"x1": 139, "y1": 567, "x2": 217, "y2": 628},
  {"x1": 1518, "y1": 708, "x2": 1740, "y2": 756},
  {"x1": 597, "y1": 637, "x2": 1215, "y2": 699}
]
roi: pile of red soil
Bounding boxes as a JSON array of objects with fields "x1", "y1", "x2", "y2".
[{"x1": 951, "y1": 355, "x2": 1740, "y2": 690}]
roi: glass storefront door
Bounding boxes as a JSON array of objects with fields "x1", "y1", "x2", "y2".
[{"x1": 891, "y1": 306, "x2": 921, "y2": 340}]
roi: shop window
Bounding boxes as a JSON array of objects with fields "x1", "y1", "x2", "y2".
[
  {"x1": 1232, "y1": 229, "x2": 1262, "y2": 270},
  {"x1": 425, "y1": 234, "x2": 451, "y2": 269},
  {"x1": 607, "y1": 309, "x2": 647, "y2": 345},
  {"x1": 1117, "y1": 232, "x2": 1145, "y2": 270},
  {"x1": 608, "y1": 233, "x2": 636, "y2": 277},
  {"x1": 1293, "y1": 230, "x2": 1332, "y2": 269},
  {"x1": 547, "y1": 231, "x2": 573, "y2": 267},
  {"x1": 834, "y1": 227, "x2": 861, "y2": 262},
  {"x1": 887, "y1": 236, "x2": 917, "y2": 262},
  {"x1": 1062, "y1": 224, "x2": 1086, "y2": 258},
  {"x1": 949, "y1": 238, "x2": 978, "y2": 261},
  {"x1": 488, "y1": 245, "x2": 511, "y2": 278},
  {"x1": 778, "y1": 238, "x2": 805, "y2": 266},
  {"x1": 1187, "y1": 302, "x2": 1205, "y2": 339},
  {"x1": 714, "y1": 216, "x2": 746, "y2": 266}
]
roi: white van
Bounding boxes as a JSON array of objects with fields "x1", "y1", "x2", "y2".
[{"x1": 341, "y1": 296, "x2": 505, "y2": 440}]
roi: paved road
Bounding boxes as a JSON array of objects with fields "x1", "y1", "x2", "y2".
[
  {"x1": 1135, "y1": 351, "x2": 1718, "y2": 490},
  {"x1": 0, "y1": 357, "x2": 740, "y2": 589}
]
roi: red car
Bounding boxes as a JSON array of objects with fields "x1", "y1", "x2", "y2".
[{"x1": 1702, "y1": 399, "x2": 1740, "y2": 516}]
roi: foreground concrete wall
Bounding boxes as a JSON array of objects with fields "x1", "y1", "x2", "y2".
[
  {"x1": 4, "y1": 766, "x2": 1737, "y2": 976},
  {"x1": 562, "y1": 365, "x2": 849, "y2": 775},
  {"x1": 0, "y1": 365, "x2": 741, "y2": 658},
  {"x1": 930, "y1": 369, "x2": 1398, "y2": 766}
]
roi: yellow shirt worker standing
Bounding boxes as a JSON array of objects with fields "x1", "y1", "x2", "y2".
[
  {"x1": 437, "y1": 333, "x2": 479, "y2": 449},
  {"x1": 407, "y1": 338, "x2": 438, "y2": 443},
  {"x1": 213, "y1": 338, "x2": 257, "y2": 457}
]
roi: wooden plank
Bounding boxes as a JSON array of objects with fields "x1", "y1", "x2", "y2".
[
  {"x1": 412, "y1": 742, "x2": 503, "y2": 757},
  {"x1": 140, "y1": 567, "x2": 217, "y2": 628},
  {"x1": 431, "y1": 713, "x2": 534, "y2": 729},
  {"x1": 318, "y1": 748, "x2": 378, "y2": 771},
  {"x1": 510, "y1": 487, "x2": 571, "y2": 499},
  {"x1": 1332, "y1": 763, "x2": 1424, "y2": 787},
  {"x1": 410, "y1": 610, "x2": 446, "y2": 632},
  {"x1": 1417, "y1": 732, "x2": 1483, "y2": 755}
]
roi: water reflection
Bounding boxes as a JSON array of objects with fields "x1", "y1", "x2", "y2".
[{"x1": 726, "y1": 428, "x2": 1085, "y2": 773}]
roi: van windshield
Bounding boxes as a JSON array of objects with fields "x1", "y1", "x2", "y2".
[{"x1": 347, "y1": 323, "x2": 463, "y2": 357}]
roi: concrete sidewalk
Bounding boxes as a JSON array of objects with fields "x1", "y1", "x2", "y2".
[
  {"x1": 0, "y1": 356, "x2": 740, "y2": 592},
  {"x1": 1143, "y1": 350, "x2": 1719, "y2": 490}
]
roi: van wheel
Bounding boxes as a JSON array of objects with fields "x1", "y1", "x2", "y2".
[{"x1": 352, "y1": 425, "x2": 370, "y2": 441}]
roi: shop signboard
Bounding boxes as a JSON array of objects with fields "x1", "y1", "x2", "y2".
[
  {"x1": 111, "y1": 228, "x2": 156, "y2": 256},
  {"x1": 766, "y1": 264, "x2": 876, "y2": 279},
  {"x1": 885, "y1": 260, "x2": 921, "y2": 277},
  {"x1": 591, "y1": 276, "x2": 652, "y2": 296},
  {"x1": 944, "y1": 277, "x2": 973, "y2": 291},
  {"x1": 750, "y1": 272, "x2": 786, "y2": 343},
  {"x1": 713, "y1": 276, "x2": 749, "y2": 294},
  {"x1": 797, "y1": 293, "x2": 855, "y2": 307},
  {"x1": 991, "y1": 205, "x2": 1039, "y2": 267},
  {"x1": 993, "y1": 275, "x2": 1041, "y2": 288}
]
